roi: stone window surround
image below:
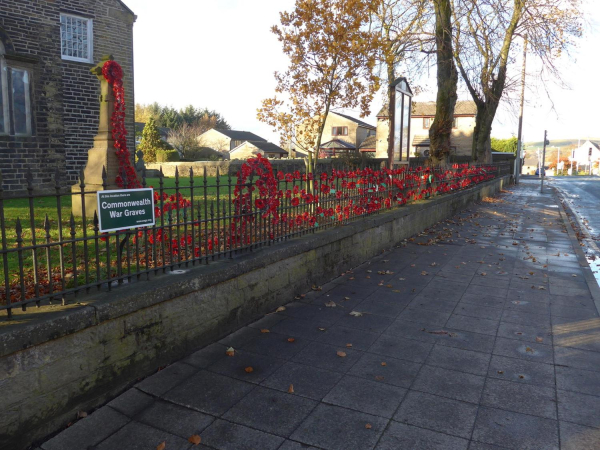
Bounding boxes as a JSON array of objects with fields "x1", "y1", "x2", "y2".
[
  {"x1": 332, "y1": 126, "x2": 348, "y2": 136},
  {"x1": 422, "y1": 117, "x2": 458, "y2": 130},
  {"x1": 60, "y1": 12, "x2": 94, "y2": 63},
  {"x1": 0, "y1": 43, "x2": 33, "y2": 137}
]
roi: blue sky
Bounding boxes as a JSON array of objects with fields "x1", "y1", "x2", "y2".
[{"x1": 125, "y1": 0, "x2": 599, "y2": 144}]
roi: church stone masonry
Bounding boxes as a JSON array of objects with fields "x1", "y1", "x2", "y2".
[{"x1": 0, "y1": 0, "x2": 135, "y2": 195}]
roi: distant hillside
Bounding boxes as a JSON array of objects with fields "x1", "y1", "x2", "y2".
[{"x1": 525, "y1": 138, "x2": 600, "y2": 148}]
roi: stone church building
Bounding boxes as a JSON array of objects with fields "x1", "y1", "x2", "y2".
[{"x1": 0, "y1": 0, "x2": 135, "y2": 194}]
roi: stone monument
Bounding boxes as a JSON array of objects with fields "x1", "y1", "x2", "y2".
[{"x1": 72, "y1": 55, "x2": 134, "y2": 218}]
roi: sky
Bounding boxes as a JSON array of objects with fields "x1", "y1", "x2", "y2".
[{"x1": 125, "y1": 0, "x2": 600, "y2": 146}]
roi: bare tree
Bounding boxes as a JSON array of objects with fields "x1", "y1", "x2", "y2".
[{"x1": 452, "y1": 0, "x2": 582, "y2": 162}]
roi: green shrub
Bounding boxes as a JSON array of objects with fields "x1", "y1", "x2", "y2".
[{"x1": 156, "y1": 149, "x2": 180, "y2": 162}]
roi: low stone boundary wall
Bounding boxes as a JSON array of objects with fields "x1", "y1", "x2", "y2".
[
  {"x1": 0, "y1": 175, "x2": 509, "y2": 450},
  {"x1": 145, "y1": 158, "x2": 387, "y2": 177}
]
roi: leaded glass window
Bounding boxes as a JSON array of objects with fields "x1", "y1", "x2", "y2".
[
  {"x1": 11, "y1": 68, "x2": 31, "y2": 135},
  {"x1": 60, "y1": 14, "x2": 93, "y2": 62}
]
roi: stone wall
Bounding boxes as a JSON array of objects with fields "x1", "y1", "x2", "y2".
[
  {"x1": 145, "y1": 158, "x2": 388, "y2": 178},
  {"x1": 0, "y1": 176, "x2": 509, "y2": 450},
  {"x1": 0, "y1": 0, "x2": 135, "y2": 194}
]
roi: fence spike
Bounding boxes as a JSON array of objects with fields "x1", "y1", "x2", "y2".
[
  {"x1": 159, "y1": 166, "x2": 164, "y2": 179},
  {"x1": 69, "y1": 213, "x2": 76, "y2": 234},
  {"x1": 44, "y1": 214, "x2": 51, "y2": 233},
  {"x1": 174, "y1": 165, "x2": 179, "y2": 184},
  {"x1": 79, "y1": 168, "x2": 85, "y2": 188},
  {"x1": 203, "y1": 166, "x2": 207, "y2": 181},
  {"x1": 189, "y1": 166, "x2": 194, "y2": 182},
  {"x1": 93, "y1": 210, "x2": 99, "y2": 229},
  {"x1": 216, "y1": 167, "x2": 220, "y2": 179},
  {"x1": 15, "y1": 218, "x2": 22, "y2": 238}
]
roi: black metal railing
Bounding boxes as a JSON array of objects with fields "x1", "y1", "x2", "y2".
[{"x1": 0, "y1": 160, "x2": 510, "y2": 318}]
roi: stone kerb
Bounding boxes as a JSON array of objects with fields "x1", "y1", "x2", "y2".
[{"x1": 0, "y1": 175, "x2": 509, "y2": 450}]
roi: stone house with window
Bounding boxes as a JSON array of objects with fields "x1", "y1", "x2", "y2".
[
  {"x1": 410, "y1": 101, "x2": 476, "y2": 157},
  {"x1": 375, "y1": 100, "x2": 476, "y2": 158},
  {"x1": 0, "y1": 0, "x2": 135, "y2": 194},
  {"x1": 318, "y1": 112, "x2": 376, "y2": 157},
  {"x1": 198, "y1": 129, "x2": 268, "y2": 156},
  {"x1": 229, "y1": 141, "x2": 288, "y2": 160}
]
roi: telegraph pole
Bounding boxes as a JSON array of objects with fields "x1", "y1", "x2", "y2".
[
  {"x1": 541, "y1": 130, "x2": 548, "y2": 191},
  {"x1": 515, "y1": 36, "x2": 528, "y2": 184}
]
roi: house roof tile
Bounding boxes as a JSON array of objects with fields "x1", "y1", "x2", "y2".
[
  {"x1": 216, "y1": 130, "x2": 268, "y2": 141},
  {"x1": 377, "y1": 100, "x2": 477, "y2": 118},
  {"x1": 331, "y1": 112, "x2": 376, "y2": 130},
  {"x1": 320, "y1": 139, "x2": 356, "y2": 150},
  {"x1": 247, "y1": 141, "x2": 288, "y2": 154},
  {"x1": 359, "y1": 135, "x2": 376, "y2": 149}
]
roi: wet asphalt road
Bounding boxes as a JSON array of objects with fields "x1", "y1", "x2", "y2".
[
  {"x1": 547, "y1": 176, "x2": 600, "y2": 240},
  {"x1": 543, "y1": 175, "x2": 600, "y2": 286}
]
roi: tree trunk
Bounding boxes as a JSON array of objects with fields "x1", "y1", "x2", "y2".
[
  {"x1": 428, "y1": 0, "x2": 458, "y2": 167},
  {"x1": 471, "y1": 102, "x2": 498, "y2": 163}
]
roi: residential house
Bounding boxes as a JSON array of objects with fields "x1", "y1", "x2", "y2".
[
  {"x1": 198, "y1": 129, "x2": 267, "y2": 155},
  {"x1": 569, "y1": 140, "x2": 600, "y2": 171},
  {"x1": 229, "y1": 141, "x2": 288, "y2": 160},
  {"x1": 375, "y1": 101, "x2": 476, "y2": 159},
  {"x1": 0, "y1": 0, "x2": 136, "y2": 193},
  {"x1": 319, "y1": 112, "x2": 376, "y2": 157},
  {"x1": 410, "y1": 101, "x2": 476, "y2": 156}
]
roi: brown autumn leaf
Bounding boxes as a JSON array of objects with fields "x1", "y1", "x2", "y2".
[
  {"x1": 481, "y1": 272, "x2": 487, "y2": 276},
  {"x1": 497, "y1": 370, "x2": 504, "y2": 374},
  {"x1": 344, "y1": 296, "x2": 351, "y2": 301},
  {"x1": 188, "y1": 435, "x2": 202, "y2": 445},
  {"x1": 325, "y1": 301, "x2": 337, "y2": 308},
  {"x1": 525, "y1": 347, "x2": 534, "y2": 353},
  {"x1": 337, "y1": 351, "x2": 347, "y2": 358},
  {"x1": 420, "y1": 271, "x2": 428, "y2": 276},
  {"x1": 260, "y1": 329, "x2": 270, "y2": 334},
  {"x1": 375, "y1": 375, "x2": 385, "y2": 381},
  {"x1": 536, "y1": 337, "x2": 544, "y2": 343},
  {"x1": 288, "y1": 384, "x2": 295, "y2": 393},
  {"x1": 244, "y1": 366, "x2": 254, "y2": 373},
  {"x1": 287, "y1": 338, "x2": 296, "y2": 343},
  {"x1": 365, "y1": 423, "x2": 372, "y2": 429},
  {"x1": 386, "y1": 284, "x2": 393, "y2": 288},
  {"x1": 226, "y1": 347, "x2": 235, "y2": 357},
  {"x1": 318, "y1": 327, "x2": 326, "y2": 331},
  {"x1": 381, "y1": 362, "x2": 387, "y2": 366},
  {"x1": 157, "y1": 442, "x2": 166, "y2": 450},
  {"x1": 276, "y1": 306, "x2": 286, "y2": 312}
]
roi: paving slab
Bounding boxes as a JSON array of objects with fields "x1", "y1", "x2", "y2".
[
  {"x1": 290, "y1": 403, "x2": 388, "y2": 450},
  {"x1": 375, "y1": 421, "x2": 469, "y2": 450},
  {"x1": 322, "y1": 374, "x2": 406, "y2": 418},
  {"x1": 393, "y1": 390, "x2": 478, "y2": 439}
]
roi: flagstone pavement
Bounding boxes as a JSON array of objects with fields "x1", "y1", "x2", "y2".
[{"x1": 39, "y1": 181, "x2": 600, "y2": 450}]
